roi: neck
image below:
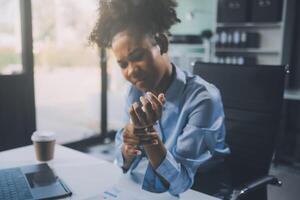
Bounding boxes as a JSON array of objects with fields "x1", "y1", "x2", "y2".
[{"x1": 152, "y1": 61, "x2": 173, "y2": 95}]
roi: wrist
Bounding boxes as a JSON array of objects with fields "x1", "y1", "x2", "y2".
[
  {"x1": 134, "y1": 127, "x2": 146, "y2": 135},
  {"x1": 121, "y1": 145, "x2": 135, "y2": 164},
  {"x1": 145, "y1": 125, "x2": 155, "y2": 132},
  {"x1": 143, "y1": 138, "x2": 167, "y2": 169},
  {"x1": 134, "y1": 125, "x2": 155, "y2": 133}
]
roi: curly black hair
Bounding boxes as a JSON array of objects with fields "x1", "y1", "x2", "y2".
[{"x1": 89, "y1": 0, "x2": 181, "y2": 48}]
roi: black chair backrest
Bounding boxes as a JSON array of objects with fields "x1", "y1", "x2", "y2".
[{"x1": 193, "y1": 62, "x2": 285, "y2": 186}]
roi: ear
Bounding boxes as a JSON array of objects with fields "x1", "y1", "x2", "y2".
[{"x1": 154, "y1": 33, "x2": 169, "y2": 55}]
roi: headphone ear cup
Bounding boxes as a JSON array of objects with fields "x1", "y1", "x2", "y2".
[
  {"x1": 154, "y1": 36, "x2": 163, "y2": 55},
  {"x1": 155, "y1": 34, "x2": 168, "y2": 55}
]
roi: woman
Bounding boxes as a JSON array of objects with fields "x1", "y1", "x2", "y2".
[{"x1": 89, "y1": 0, "x2": 229, "y2": 196}]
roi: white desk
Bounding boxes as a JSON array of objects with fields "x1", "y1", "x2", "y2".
[{"x1": 0, "y1": 145, "x2": 219, "y2": 200}]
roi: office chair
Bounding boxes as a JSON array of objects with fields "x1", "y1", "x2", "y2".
[{"x1": 192, "y1": 62, "x2": 286, "y2": 200}]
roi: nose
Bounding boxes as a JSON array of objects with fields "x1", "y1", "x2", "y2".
[{"x1": 127, "y1": 62, "x2": 140, "y2": 78}]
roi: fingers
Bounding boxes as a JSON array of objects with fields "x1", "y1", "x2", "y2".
[
  {"x1": 137, "y1": 132, "x2": 159, "y2": 146},
  {"x1": 129, "y1": 93, "x2": 165, "y2": 129},
  {"x1": 147, "y1": 92, "x2": 164, "y2": 105},
  {"x1": 133, "y1": 127, "x2": 146, "y2": 136},
  {"x1": 129, "y1": 104, "x2": 143, "y2": 128},
  {"x1": 123, "y1": 144, "x2": 141, "y2": 156},
  {"x1": 140, "y1": 96, "x2": 156, "y2": 123},
  {"x1": 133, "y1": 102, "x2": 148, "y2": 127},
  {"x1": 123, "y1": 126, "x2": 141, "y2": 156},
  {"x1": 123, "y1": 137, "x2": 139, "y2": 146},
  {"x1": 143, "y1": 132, "x2": 159, "y2": 146},
  {"x1": 123, "y1": 124, "x2": 140, "y2": 145},
  {"x1": 146, "y1": 92, "x2": 163, "y2": 119},
  {"x1": 123, "y1": 124, "x2": 156, "y2": 146},
  {"x1": 158, "y1": 93, "x2": 165, "y2": 104}
]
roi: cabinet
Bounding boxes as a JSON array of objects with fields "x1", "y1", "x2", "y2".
[
  {"x1": 213, "y1": 0, "x2": 293, "y2": 66},
  {"x1": 214, "y1": 22, "x2": 283, "y2": 65}
]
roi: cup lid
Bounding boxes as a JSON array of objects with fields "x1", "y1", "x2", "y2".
[{"x1": 31, "y1": 131, "x2": 56, "y2": 142}]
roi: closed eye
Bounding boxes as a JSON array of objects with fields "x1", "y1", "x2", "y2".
[
  {"x1": 117, "y1": 48, "x2": 145, "y2": 69},
  {"x1": 118, "y1": 61, "x2": 128, "y2": 69}
]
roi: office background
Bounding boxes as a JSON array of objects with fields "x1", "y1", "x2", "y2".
[{"x1": 1, "y1": 0, "x2": 300, "y2": 199}]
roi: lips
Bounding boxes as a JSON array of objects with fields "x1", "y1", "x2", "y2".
[
  {"x1": 133, "y1": 78, "x2": 145, "y2": 84},
  {"x1": 133, "y1": 79, "x2": 146, "y2": 88},
  {"x1": 135, "y1": 80, "x2": 144, "y2": 85}
]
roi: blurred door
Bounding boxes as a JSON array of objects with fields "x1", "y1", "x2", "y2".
[{"x1": 0, "y1": 0, "x2": 36, "y2": 151}]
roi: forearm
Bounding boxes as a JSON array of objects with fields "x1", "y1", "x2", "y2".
[
  {"x1": 121, "y1": 145, "x2": 136, "y2": 169},
  {"x1": 142, "y1": 129, "x2": 194, "y2": 194},
  {"x1": 143, "y1": 138, "x2": 167, "y2": 169},
  {"x1": 143, "y1": 137, "x2": 170, "y2": 188}
]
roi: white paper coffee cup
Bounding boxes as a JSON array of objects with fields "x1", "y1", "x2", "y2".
[{"x1": 31, "y1": 131, "x2": 56, "y2": 162}]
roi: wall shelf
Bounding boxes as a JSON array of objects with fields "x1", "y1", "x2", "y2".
[
  {"x1": 170, "y1": 43, "x2": 204, "y2": 48},
  {"x1": 169, "y1": 44, "x2": 205, "y2": 53},
  {"x1": 214, "y1": 0, "x2": 289, "y2": 65},
  {"x1": 216, "y1": 22, "x2": 283, "y2": 29},
  {"x1": 215, "y1": 48, "x2": 280, "y2": 54}
]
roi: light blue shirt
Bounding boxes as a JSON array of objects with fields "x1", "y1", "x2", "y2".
[{"x1": 114, "y1": 65, "x2": 230, "y2": 196}]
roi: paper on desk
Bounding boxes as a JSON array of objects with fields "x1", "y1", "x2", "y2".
[
  {"x1": 84, "y1": 185, "x2": 178, "y2": 200},
  {"x1": 83, "y1": 185, "x2": 142, "y2": 200},
  {"x1": 102, "y1": 186, "x2": 143, "y2": 199}
]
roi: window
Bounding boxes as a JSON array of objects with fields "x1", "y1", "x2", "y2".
[
  {"x1": 107, "y1": 51, "x2": 128, "y2": 131},
  {"x1": 0, "y1": 0, "x2": 22, "y2": 75},
  {"x1": 33, "y1": 0, "x2": 101, "y2": 143},
  {"x1": 33, "y1": 0, "x2": 128, "y2": 143}
]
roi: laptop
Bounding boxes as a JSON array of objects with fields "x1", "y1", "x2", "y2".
[{"x1": 0, "y1": 163, "x2": 72, "y2": 200}]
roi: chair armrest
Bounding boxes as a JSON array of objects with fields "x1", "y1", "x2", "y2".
[{"x1": 231, "y1": 175, "x2": 282, "y2": 200}]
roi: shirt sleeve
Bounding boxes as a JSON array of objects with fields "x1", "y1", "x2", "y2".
[
  {"x1": 114, "y1": 87, "x2": 133, "y2": 171},
  {"x1": 114, "y1": 128, "x2": 126, "y2": 170},
  {"x1": 153, "y1": 94, "x2": 229, "y2": 195}
]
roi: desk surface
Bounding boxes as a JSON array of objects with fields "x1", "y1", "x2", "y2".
[{"x1": 0, "y1": 145, "x2": 219, "y2": 200}]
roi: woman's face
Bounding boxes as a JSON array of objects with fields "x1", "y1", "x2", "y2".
[{"x1": 111, "y1": 31, "x2": 166, "y2": 93}]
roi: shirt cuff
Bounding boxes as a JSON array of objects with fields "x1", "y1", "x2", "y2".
[
  {"x1": 114, "y1": 146, "x2": 126, "y2": 170},
  {"x1": 155, "y1": 150, "x2": 180, "y2": 184}
]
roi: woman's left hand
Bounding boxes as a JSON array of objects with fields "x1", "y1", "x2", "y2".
[{"x1": 129, "y1": 92, "x2": 165, "y2": 129}]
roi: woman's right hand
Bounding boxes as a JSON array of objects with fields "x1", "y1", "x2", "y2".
[
  {"x1": 122, "y1": 123, "x2": 142, "y2": 157},
  {"x1": 122, "y1": 123, "x2": 159, "y2": 158}
]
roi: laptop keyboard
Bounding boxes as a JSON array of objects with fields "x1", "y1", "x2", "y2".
[{"x1": 0, "y1": 168, "x2": 33, "y2": 200}]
